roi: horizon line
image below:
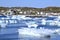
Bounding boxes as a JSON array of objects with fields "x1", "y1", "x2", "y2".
[{"x1": 0, "y1": 6, "x2": 60, "y2": 8}]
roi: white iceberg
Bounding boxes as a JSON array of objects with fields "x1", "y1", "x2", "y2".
[{"x1": 18, "y1": 28, "x2": 57, "y2": 37}]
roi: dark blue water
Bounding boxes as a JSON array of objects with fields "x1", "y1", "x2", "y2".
[{"x1": 0, "y1": 16, "x2": 60, "y2": 40}]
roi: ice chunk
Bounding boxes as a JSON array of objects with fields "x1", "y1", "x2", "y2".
[
  {"x1": 41, "y1": 19, "x2": 46, "y2": 25},
  {"x1": 18, "y1": 28, "x2": 55, "y2": 37},
  {"x1": 26, "y1": 22, "x2": 38, "y2": 28},
  {"x1": 0, "y1": 23, "x2": 7, "y2": 28}
]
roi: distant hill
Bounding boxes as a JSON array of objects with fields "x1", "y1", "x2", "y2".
[{"x1": 0, "y1": 7, "x2": 60, "y2": 13}]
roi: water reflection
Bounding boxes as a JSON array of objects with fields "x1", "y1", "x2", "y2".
[{"x1": 19, "y1": 34, "x2": 51, "y2": 40}]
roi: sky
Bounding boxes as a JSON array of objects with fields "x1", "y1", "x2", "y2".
[{"x1": 0, "y1": 0, "x2": 60, "y2": 8}]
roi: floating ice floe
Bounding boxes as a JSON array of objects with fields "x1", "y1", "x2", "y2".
[
  {"x1": 0, "y1": 23, "x2": 7, "y2": 28},
  {"x1": 54, "y1": 29, "x2": 60, "y2": 35},
  {"x1": 46, "y1": 20, "x2": 57, "y2": 26},
  {"x1": 18, "y1": 27, "x2": 60, "y2": 38},
  {"x1": 25, "y1": 22, "x2": 38, "y2": 28},
  {"x1": 41, "y1": 19, "x2": 46, "y2": 25},
  {"x1": 18, "y1": 28, "x2": 54, "y2": 37},
  {"x1": 21, "y1": 17, "x2": 32, "y2": 20}
]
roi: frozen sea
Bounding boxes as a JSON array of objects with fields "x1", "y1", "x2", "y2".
[{"x1": 0, "y1": 16, "x2": 60, "y2": 40}]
